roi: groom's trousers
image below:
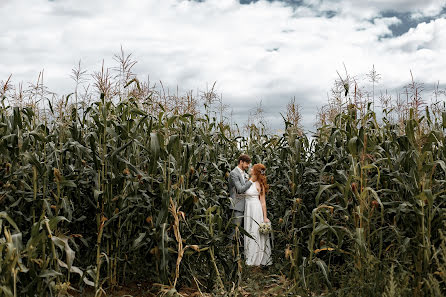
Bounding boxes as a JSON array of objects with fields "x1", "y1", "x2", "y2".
[{"x1": 229, "y1": 210, "x2": 244, "y2": 243}]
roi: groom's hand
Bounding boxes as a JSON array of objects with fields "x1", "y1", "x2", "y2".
[{"x1": 231, "y1": 170, "x2": 252, "y2": 194}]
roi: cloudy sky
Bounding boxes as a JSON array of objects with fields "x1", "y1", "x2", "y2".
[{"x1": 1, "y1": 0, "x2": 446, "y2": 132}]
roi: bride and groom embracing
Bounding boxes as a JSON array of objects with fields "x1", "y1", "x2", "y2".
[{"x1": 228, "y1": 154, "x2": 272, "y2": 267}]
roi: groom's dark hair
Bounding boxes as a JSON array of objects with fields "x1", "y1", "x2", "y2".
[{"x1": 238, "y1": 154, "x2": 251, "y2": 164}]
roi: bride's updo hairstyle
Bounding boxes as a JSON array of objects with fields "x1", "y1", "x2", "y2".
[{"x1": 252, "y1": 163, "x2": 269, "y2": 195}]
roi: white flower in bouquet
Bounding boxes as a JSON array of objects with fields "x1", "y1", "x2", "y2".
[{"x1": 259, "y1": 221, "x2": 272, "y2": 234}]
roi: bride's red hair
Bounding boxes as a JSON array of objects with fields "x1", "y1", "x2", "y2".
[{"x1": 252, "y1": 163, "x2": 269, "y2": 195}]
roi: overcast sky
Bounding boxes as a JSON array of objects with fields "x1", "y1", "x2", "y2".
[{"x1": 1, "y1": 0, "x2": 446, "y2": 133}]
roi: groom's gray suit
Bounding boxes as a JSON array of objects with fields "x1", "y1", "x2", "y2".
[{"x1": 228, "y1": 166, "x2": 252, "y2": 240}]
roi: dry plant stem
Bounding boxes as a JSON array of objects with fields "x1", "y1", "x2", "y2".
[
  {"x1": 170, "y1": 198, "x2": 182, "y2": 288},
  {"x1": 235, "y1": 227, "x2": 242, "y2": 289},
  {"x1": 192, "y1": 275, "x2": 204, "y2": 297}
]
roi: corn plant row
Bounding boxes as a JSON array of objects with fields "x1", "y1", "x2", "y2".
[{"x1": 1, "y1": 91, "x2": 445, "y2": 297}]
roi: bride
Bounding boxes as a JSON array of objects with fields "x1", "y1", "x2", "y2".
[{"x1": 244, "y1": 163, "x2": 272, "y2": 266}]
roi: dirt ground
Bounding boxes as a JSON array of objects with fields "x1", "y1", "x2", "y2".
[{"x1": 70, "y1": 267, "x2": 294, "y2": 297}]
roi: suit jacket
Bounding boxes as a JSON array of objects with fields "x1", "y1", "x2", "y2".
[{"x1": 228, "y1": 166, "x2": 252, "y2": 212}]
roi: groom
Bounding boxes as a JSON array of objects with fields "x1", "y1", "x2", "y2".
[{"x1": 228, "y1": 154, "x2": 252, "y2": 241}]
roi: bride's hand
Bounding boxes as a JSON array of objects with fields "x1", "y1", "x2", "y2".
[{"x1": 264, "y1": 217, "x2": 270, "y2": 223}]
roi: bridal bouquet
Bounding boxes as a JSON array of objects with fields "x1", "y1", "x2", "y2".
[{"x1": 259, "y1": 222, "x2": 272, "y2": 234}]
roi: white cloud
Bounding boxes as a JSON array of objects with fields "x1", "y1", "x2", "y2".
[
  {"x1": 303, "y1": 0, "x2": 446, "y2": 19},
  {"x1": 1, "y1": 0, "x2": 446, "y2": 132}
]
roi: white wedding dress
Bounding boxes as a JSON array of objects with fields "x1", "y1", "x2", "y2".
[{"x1": 244, "y1": 182, "x2": 272, "y2": 266}]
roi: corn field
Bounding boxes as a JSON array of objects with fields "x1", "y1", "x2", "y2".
[{"x1": 1, "y1": 63, "x2": 446, "y2": 296}]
